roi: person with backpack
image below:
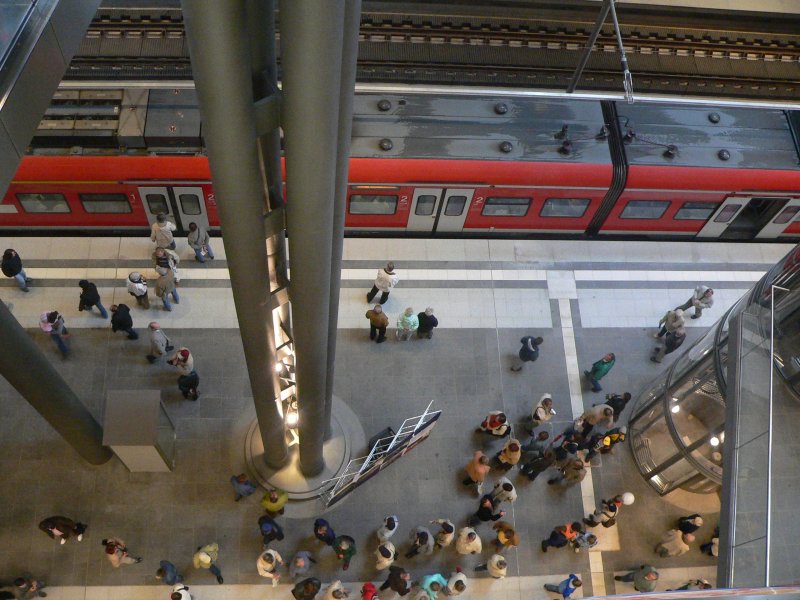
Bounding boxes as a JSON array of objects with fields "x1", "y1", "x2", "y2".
[
  {"x1": 39, "y1": 311, "x2": 69, "y2": 357},
  {"x1": 126, "y1": 272, "x2": 150, "y2": 309}
]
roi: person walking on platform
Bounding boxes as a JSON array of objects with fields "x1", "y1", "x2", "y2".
[
  {"x1": 333, "y1": 535, "x2": 357, "y2": 571},
  {"x1": 651, "y1": 326, "x2": 686, "y2": 363},
  {"x1": 396, "y1": 307, "x2": 419, "y2": 340},
  {"x1": 151, "y1": 213, "x2": 177, "y2": 250},
  {"x1": 292, "y1": 577, "x2": 322, "y2": 600},
  {"x1": 417, "y1": 307, "x2": 438, "y2": 339},
  {"x1": 655, "y1": 308, "x2": 685, "y2": 338},
  {"x1": 380, "y1": 565, "x2": 412, "y2": 596},
  {"x1": 258, "y1": 513, "x2": 285, "y2": 546},
  {"x1": 377, "y1": 515, "x2": 399, "y2": 543},
  {"x1": 153, "y1": 246, "x2": 181, "y2": 284},
  {"x1": 170, "y1": 583, "x2": 191, "y2": 600},
  {"x1": 455, "y1": 527, "x2": 482, "y2": 555},
  {"x1": 490, "y1": 477, "x2": 517, "y2": 504},
  {"x1": 475, "y1": 554, "x2": 507, "y2": 579},
  {"x1": 494, "y1": 438, "x2": 522, "y2": 471},
  {"x1": 39, "y1": 311, "x2": 69, "y2": 357},
  {"x1": 431, "y1": 518, "x2": 455, "y2": 549},
  {"x1": 510, "y1": 335, "x2": 543, "y2": 372},
  {"x1": 462, "y1": 450, "x2": 491, "y2": 495},
  {"x1": 577, "y1": 404, "x2": 614, "y2": 437},
  {"x1": 2, "y1": 249, "x2": 31, "y2": 292},
  {"x1": 361, "y1": 582, "x2": 379, "y2": 600},
  {"x1": 468, "y1": 494, "x2": 505, "y2": 527},
  {"x1": 365, "y1": 304, "x2": 389, "y2": 343},
  {"x1": 584, "y1": 352, "x2": 615, "y2": 392},
  {"x1": 475, "y1": 411, "x2": 510, "y2": 436},
  {"x1": 12, "y1": 576, "x2": 47, "y2": 598},
  {"x1": 446, "y1": 568, "x2": 468, "y2": 594},
  {"x1": 155, "y1": 267, "x2": 180, "y2": 311},
  {"x1": 544, "y1": 574, "x2": 582, "y2": 600},
  {"x1": 127, "y1": 271, "x2": 150, "y2": 309},
  {"x1": 584, "y1": 493, "x2": 634, "y2": 528},
  {"x1": 38, "y1": 516, "x2": 86, "y2": 545},
  {"x1": 77, "y1": 280, "x2": 108, "y2": 318},
  {"x1": 193, "y1": 542, "x2": 224, "y2": 584},
  {"x1": 102, "y1": 537, "x2": 142, "y2": 567},
  {"x1": 257, "y1": 548, "x2": 284, "y2": 586},
  {"x1": 168, "y1": 348, "x2": 199, "y2": 400},
  {"x1": 289, "y1": 550, "x2": 315, "y2": 580},
  {"x1": 314, "y1": 518, "x2": 336, "y2": 546},
  {"x1": 615, "y1": 565, "x2": 659, "y2": 592},
  {"x1": 492, "y1": 520, "x2": 520, "y2": 552},
  {"x1": 324, "y1": 580, "x2": 349, "y2": 600},
  {"x1": 528, "y1": 393, "x2": 556, "y2": 432},
  {"x1": 110, "y1": 304, "x2": 138, "y2": 340},
  {"x1": 187, "y1": 222, "x2": 214, "y2": 262},
  {"x1": 676, "y1": 285, "x2": 714, "y2": 319},
  {"x1": 146, "y1": 321, "x2": 173, "y2": 364},
  {"x1": 405, "y1": 526, "x2": 434, "y2": 559},
  {"x1": 375, "y1": 541, "x2": 396, "y2": 570},
  {"x1": 418, "y1": 573, "x2": 447, "y2": 599},
  {"x1": 366, "y1": 262, "x2": 399, "y2": 305},
  {"x1": 604, "y1": 392, "x2": 631, "y2": 423},
  {"x1": 677, "y1": 514, "x2": 704, "y2": 535},
  {"x1": 261, "y1": 487, "x2": 289, "y2": 517},
  {"x1": 584, "y1": 426, "x2": 627, "y2": 462},
  {"x1": 156, "y1": 560, "x2": 183, "y2": 585},
  {"x1": 520, "y1": 448, "x2": 556, "y2": 481},
  {"x1": 655, "y1": 529, "x2": 693, "y2": 557},
  {"x1": 548, "y1": 458, "x2": 586, "y2": 488},
  {"x1": 522, "y1": 430, "x2": 551, "y2": 458}
]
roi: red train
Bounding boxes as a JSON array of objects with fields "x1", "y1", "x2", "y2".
[{"x1": 4, "y1": 88, "x2": 800, "y2": 240}]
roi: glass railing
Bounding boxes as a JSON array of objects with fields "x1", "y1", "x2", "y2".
[{"x1": 0, "y1": 1, "x2": 36, "y2": 70}]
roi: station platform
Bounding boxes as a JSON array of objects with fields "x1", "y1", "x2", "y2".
[{"x1": 0, "y1": 236, "x2": 791, "y2": 600}]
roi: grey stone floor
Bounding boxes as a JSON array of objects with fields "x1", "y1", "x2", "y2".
[{"x1": 0, "y1": 310, "x2": 719, "y2": 591}]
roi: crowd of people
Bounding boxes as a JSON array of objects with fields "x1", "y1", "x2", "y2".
[{"x1": 0, "y1": 241, "x2": 722, "y2": 598}]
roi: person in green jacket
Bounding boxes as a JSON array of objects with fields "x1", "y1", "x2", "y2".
[
  {"x1": 333, "y1": 535, "x2": 357, "y2": 571},
  {"x1": 396, "y1": 307, "x2": 419, "y2": 341},
  {"x1": 584, "y1": 353, "x2": 615, "y2": 393}
]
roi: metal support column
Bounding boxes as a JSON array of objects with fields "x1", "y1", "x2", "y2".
[
  {"x1": 181, "y1": 0, "x2": 288, "y2": 469},
  {"x1": 0, "y1": 301, "x2": 111, "y2": 465},
  {"x1": 324, "y1": 0, "x2": 362, "y2": 439},
  {"x1": 280, "y1": 0, "x2": 346, "y2": 476}
]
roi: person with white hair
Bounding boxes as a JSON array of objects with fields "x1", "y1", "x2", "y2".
[
  {"x1": 366, "y1": 261, "x2": 399, "y2": 304},
  {"x1": 677, "y1": 514, "x2": 704, "y2": 534},
  {"x1": 396, "y1": 307, "x2": 419, "y2": 340},
  {"x1": 126, "y1": 271, "x2": 149, "y2": 308},
  {"x1": 416, "y1": 307, "x2": 439, "y2": 339},
  {"x1": 676, "y1": 285, "x2": 714, "y2": 319}
]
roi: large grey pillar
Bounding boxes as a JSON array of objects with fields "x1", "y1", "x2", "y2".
[
  {"x1": 0, "y1": 301, "x2": 111, "y2": 465},
  {"x1": 182, "y1": 0, "x2": 288, "y2": 469},
  {"x1": 280, "y1": 0, "x2": 346, "y2": 476},
  {"x1": 324, "y1": 0, "x2": 362, "y2": 438}
]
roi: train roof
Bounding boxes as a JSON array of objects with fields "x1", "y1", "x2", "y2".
[
  {"x1": 350, "y1": 93, "x2": 612, "y2": 164},
  {"x1": 618, "y1": 104, "x2": 800, "y2": 170}
]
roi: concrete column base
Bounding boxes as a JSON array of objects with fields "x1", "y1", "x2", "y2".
[{"x1": 244, "y1": 396, "x2": 365, "y2": 517}]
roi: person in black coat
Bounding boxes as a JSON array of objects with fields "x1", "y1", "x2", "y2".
[
  {"x1": 510, "y1": 335, "x2": 543, "y2": 372},
  {"x1": 677, "y1": 514, "x2": 703, "y2": 535},
  {"x1": 1, "y1": 248, "x2": 31, "y2": 292},
  {"x1": 380, "y1": 565, "x2": 412, "y2": 596},
  {"x1": 468, "y1": 494, "x2": 506, "y2": 526},
  {"x1": 416, "y1": 307, "x2": 439, "y2": 339},
  {"x1": 604, "y1": 392, "x2": 631, "y2": 422},
  {"x1": 78, "y1": 280, "x2": 108, "y2": 318},
  {"x1": 520, "y1": 449, "x2": 556, "y2": 481},
  {"x1": 291, "y1": 577, "x2": 321, "y2": 600},
  {"x1": 258, "y1": 514, "x2": 285, "y2": 545},
  {"x1": 110, "y1": 304, "x2": 138, "y2": 340}
]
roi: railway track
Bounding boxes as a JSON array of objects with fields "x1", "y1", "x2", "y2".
[{"x1": 65, "y1": 8, "x2": 800, "y2": 101}]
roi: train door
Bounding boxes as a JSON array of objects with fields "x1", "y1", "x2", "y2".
[
  {"x1": 698, "y1": 196, "x2": 794, "y2": 240},
  {"x1": 138, "y1": 185, "x2": 210, "y2": 233},
  {"x1": 406, "y1": 188, "x2": 473, "y2": 232}
]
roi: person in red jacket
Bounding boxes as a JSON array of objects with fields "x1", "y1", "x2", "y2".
[{"x1": 361, "y1": 582, "x2": 379, "y2": 600}]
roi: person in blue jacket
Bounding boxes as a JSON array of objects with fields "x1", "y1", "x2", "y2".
[{"x1": 544, "y1": 574, "x2": 582, "y2": 599}]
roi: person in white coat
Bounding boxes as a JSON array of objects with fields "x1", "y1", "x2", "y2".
[
  {"x1": 446, "y1": 568, "x2": 468, "y2": 595},
  {"x1": 455, "y1": 527, "x2": 482, "y2": 555},
  {"x1": 126, "y1": 271, "x2": 150, "y2": 308},
  {"x1": 377, "y1": 515, "x2": 399, "y2": 543},
  {"x1": 475, "y1": 554, "x2": 507, "y2": 579},
  {"x1": 490, "y1": 477, "x2": 517, "y2": 504},
  {"x1": 529, "y1": 393, "x2": 556, "y2": 433},
  {"x1": 375, "y1": 541, "x2": 396, "y2": 570},
  {"x1": 405, "y1": 526, "x2": 434, "y2": 559},
  {"x1": 431, "y1": 518, "x2": 455, "y2": 549},
  {"x1": 656, "y1": 308, "x2": 685, "y2": 338},
  {"x1": 366, "y1": 262, "x2": 399, "y2": 304},
  {"x1": 655, "y1": 530, "x2": 694, "y2": 557},
  {"x1": 171, "y1": 583, "x2": 192, "y2": 600},
  {"x1": 676, "y1": 285, "x2": 714, "y2": 319},
  {"x1": 256, "y1": 548, "x2": 284, "y2": 586},
  {"x1": 151, "y1": 213, "x2": 177, "y2": 250},
  {"x1": 325, "y1": 580, "x2": 349, "y2": 599}
]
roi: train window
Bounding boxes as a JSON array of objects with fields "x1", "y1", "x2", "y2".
[
  {"x1": 145, "y1": 194, "x2": 169, "y2": 215},
  {"x1": 481, "y1": 197, "x2": 531, "y2": 217},
  {"x1": 16, "y1": 193, "x2": 70, "y2": 213},
  {"x1": 713, "y1": 204, "x2": 742, "y2": 223},
  {"x1": 773, "y1": 205, "x2": 800, "y2": 225},
  {"x1": 674, "y1": 202, "x2": 719, "y2": 220},
  {"x1": 620, "y1": 200, "x2": 670, "y2": 220},
  {"x1": 444, "y1": 196, "x2": 467, "y2": 216},
  {"x1": 79, "y1": 193, "x2": 132, "y2": 213},
  {"x1": 179, "y1": 194, "x2": 202, "y2": 215},
  {"x1": 415, "y1": 195, "x2": 437, "y2": 216},
  {"x1": 540, "y1": 198, "x2": 590, "y2": 218},
  {"x1": 349, "y1": 194, "x2": 398, "y2": 215}
]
